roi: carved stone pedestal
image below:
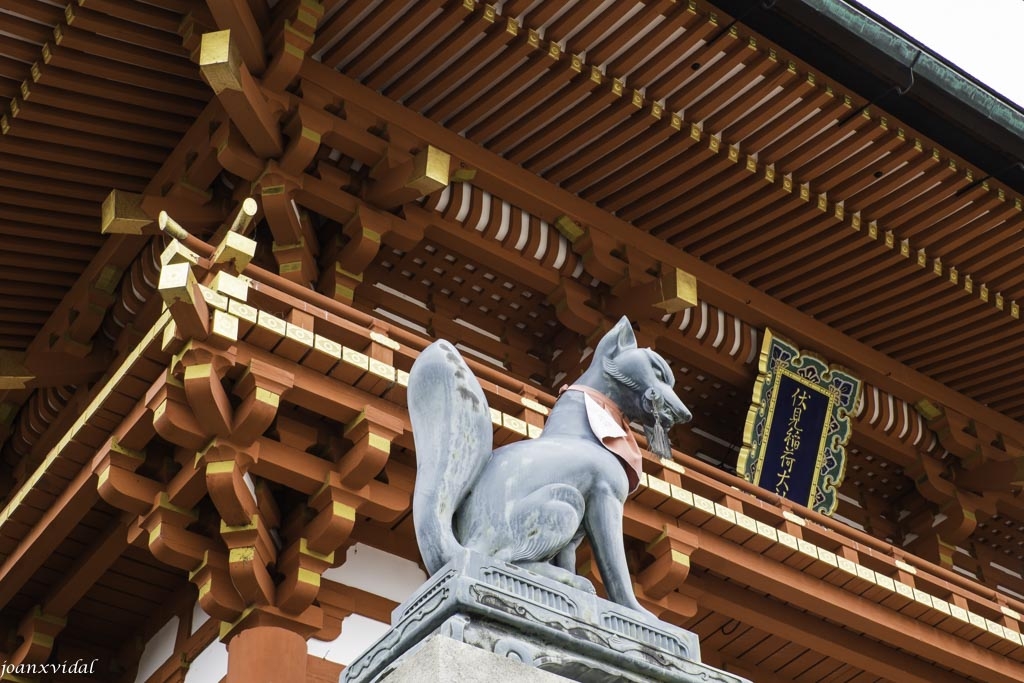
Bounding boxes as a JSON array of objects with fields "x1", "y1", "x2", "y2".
[
  {"x1": 377, "y1": 635, "x2": 566, "y2": 683},
  {"x1": 340, "y1": 552, "x2": 748, "y2": 683}
]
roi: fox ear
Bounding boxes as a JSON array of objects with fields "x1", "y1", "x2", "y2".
[{"x1": 595, "y1": 316, "x2": 637, "y2": 359}]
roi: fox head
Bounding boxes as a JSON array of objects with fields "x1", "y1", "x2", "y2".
[{"x1": 585, "y1": 317, "x2": 692, "y2": 458}]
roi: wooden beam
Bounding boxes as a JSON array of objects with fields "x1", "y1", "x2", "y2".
[
  {"x1": 682, "y1": 571, "x2": 962, "y2": 683},
  {"x1": 0, "y1": 467, "x2": 98, "y2": 610},
  {"x1": 200, "y1": 30, "x2": 282, "y2": 158},
  {"x1": 668, "y1": 510, "x2": 1024, "y2": 683},
  {"x1": 296, "y1": 61, "x2": 1024, "y2": 448},
  {"x1": 41, "y1": 513, "x2": 132, "y2": 616},
  {"x1": 206, "y1": 0, "x2": 266, "y2": 73}
]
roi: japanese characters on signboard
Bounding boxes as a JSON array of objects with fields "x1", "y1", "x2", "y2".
[{"x1": 737, "y1": 330, "x2": 862, "y2": 516}]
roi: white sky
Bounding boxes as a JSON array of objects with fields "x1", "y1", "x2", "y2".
[{"x1": 856, "y1": 0, "x2": 1024, "y2": 108}]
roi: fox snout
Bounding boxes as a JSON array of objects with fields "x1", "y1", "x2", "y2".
[{"x1": 645, "y1": 385, "x2": 692, "y2": 426}]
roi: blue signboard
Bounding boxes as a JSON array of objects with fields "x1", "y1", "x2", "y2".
[{"x1": 737, "y1": 330, "x2": 861, "y2": 515}]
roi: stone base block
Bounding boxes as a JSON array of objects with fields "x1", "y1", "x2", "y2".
[
  {"x1": 380, "y1": 635, "x2": 567, "y2": 683},
  {"x1": 341, "y1": 551, "x2": 748, "y2": 683}
]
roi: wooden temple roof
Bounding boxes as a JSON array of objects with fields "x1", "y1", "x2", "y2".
[{"x1": 1, "y1": 1, "x2": 1023, "y2": 682}]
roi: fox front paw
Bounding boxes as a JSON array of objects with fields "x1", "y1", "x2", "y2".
[{"x1": 568, "y1": 574, "x2": 597, "y2": 594}]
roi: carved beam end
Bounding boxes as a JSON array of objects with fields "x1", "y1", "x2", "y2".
[
  {"x1": 200, "y1": 30, "x2": 244, "y2": 94},
  {"x1": 101, "y1": 189, "x2": 152, "y2": 235}
]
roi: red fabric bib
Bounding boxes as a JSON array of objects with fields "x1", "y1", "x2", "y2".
[{"x1": 559, "y1": 384, "x2": 642, "y2": 492}]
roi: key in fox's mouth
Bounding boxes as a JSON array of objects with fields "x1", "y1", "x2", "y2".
[{"x1": 640, "y1": 388, "x2": 678, "y2": 459}]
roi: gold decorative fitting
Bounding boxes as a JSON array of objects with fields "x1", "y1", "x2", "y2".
[
  {"x1": 199, "y1": 30, "x2": 243, "y2": 94},
  {"x1": 198, "y1": 286, "x2": 228, "y2": 311},
  {"x1": 212, "y1": 231, "x2": 257, "y2": 271},
  {"x1": 212, "y1": 310, "x2": 239, "y2": 341},
  {"x1": 996, "y1": 292, "x2": 1004, "y2": 310},
  {"x1": 228, "y1": 300, "x2": 257, "y2": 324},
  {"x1": 370, "y1": 331, "x2": 400, "y2": 350},
  {"x1": 553, "y1": 215, "x2": 584, "y2": 243},
  {"x1": 211, "y1": 271, "x2": 250, "y2": 301},
  {"x1": 368, "y1": 358, "x2": 395, "y2": 382},
  {"x1": 229, "y1": 197, "x2": 259, "y2": 235},
  {"x1": 409, "y1": 145, "x2": 451, "y2": 195},
  {"x1": 95, "y1": 266, "x2": 122, "y2": 294},
  {"x1": 286, "y1": 323, "x2": 315, "y2": 346},
  {"x1": 158, "y1": 211, "x2": 190, "y2": 241},
  {"x1": 916, "y1": 249, "x2": 927, "y2": 267},
  {"x1": 979, "y1": 283, "x2": 988, "y2": 302},
  {"x1": 520, "y1": 397, "x2": 550, "y2": 416},
  {"x1": 964, "y1": 274, "x2": 973, "y2": 294},
  {"x1": 341, "y1": 346, "x2": 369, "y2": 370},
  {"x1": 655, "y1": 268, "x2": 698, "y2": 313},
  {"x1": 313, "y1": 335, "x2": 341, "y2": 359},
  {"x1": 932, "y1": 257, "x2": 942, "y2": 276},
  {"x1": 161, "y1": 240, "x2": 200, "y2": 267},
  {"x1": 1012, "y1": 301, "x2": 1020, "y2": 319},
  {"x1": 101, "y1": 190, "x2": 152, "y2": 235},
  {"x1": 782, "y1": 510, "x2": 806, "y2": 526},
  {"x1": 949, "y1": 266, "x2": 958, "y2": 284},
  {"x1": 158, "y1": 263, "x2": 197, "y2": 305},
  {"x1": 503, "y1": 414, "x2": 527, "y2": 436},
  {"x1": 0, "y1": 351, "x2": 32, "y2": 390}
]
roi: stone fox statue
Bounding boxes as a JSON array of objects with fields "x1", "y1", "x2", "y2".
[{"x1": 407, "y1": 317, "x2": 691, "y2": 613}]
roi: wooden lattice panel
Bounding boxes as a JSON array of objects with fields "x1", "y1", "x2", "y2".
[
  {"x1": 973, "y1": 514, "x2": 1024, "y2": 563},
  {"x1": 360, "y1": 240, "x2": 561, "y2": 375},
  {"x1": 844, "y1": 448, "x2": 911, "y2": 504}
]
